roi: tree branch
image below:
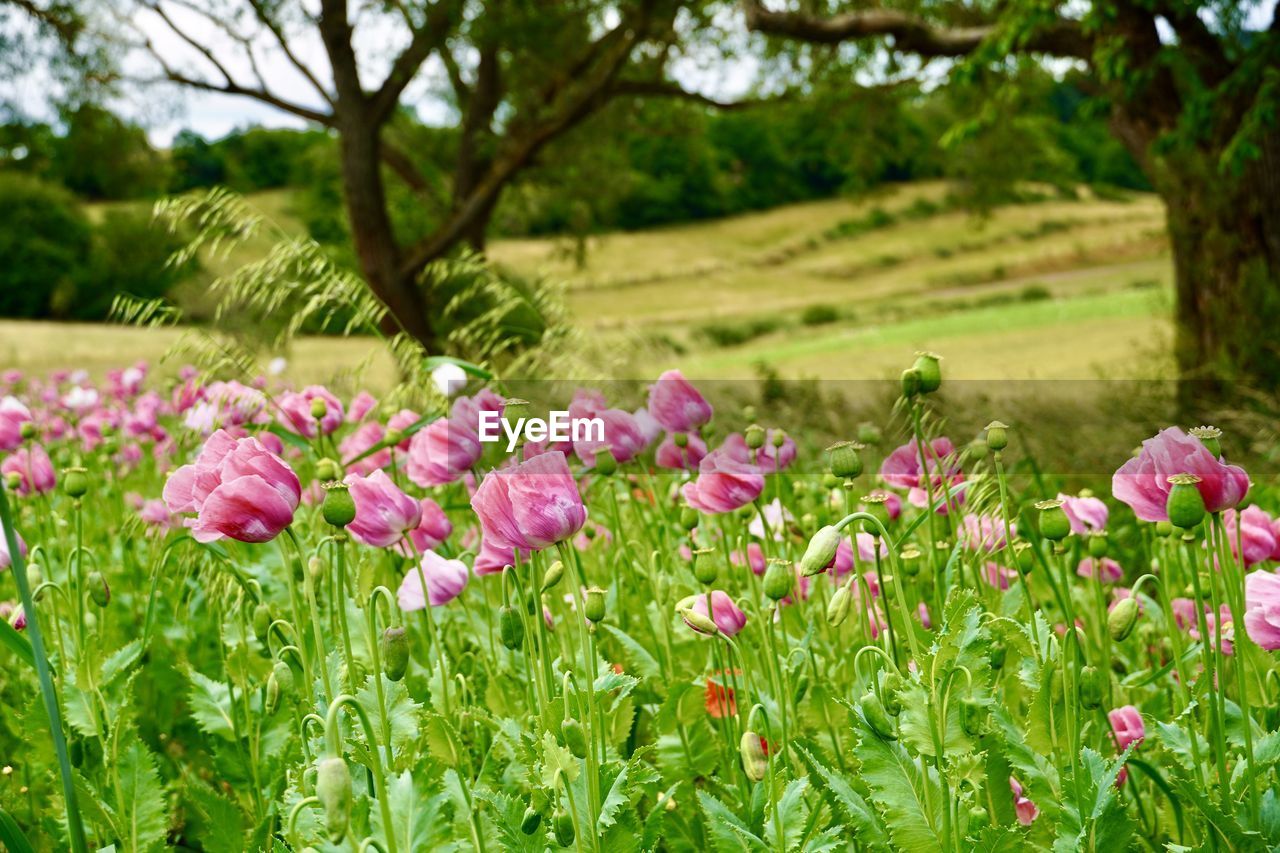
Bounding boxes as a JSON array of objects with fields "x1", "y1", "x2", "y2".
[
  {"x1": 369, "y1": 0, "x2": 455, "y2": 124},
  {"x1": 611, "y1": 79, "x2": 790, "y2": 109},
  {"x1": 244, "y1": 0, "x2": 336, "y2": 108},
  {"x1": 740, "y1": 0, "x2": 1090, "y2": 59}
]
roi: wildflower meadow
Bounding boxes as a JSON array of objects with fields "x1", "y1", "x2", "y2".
[{"x1": 2, "y1": 355, "x2": 1280, "y2": 852}]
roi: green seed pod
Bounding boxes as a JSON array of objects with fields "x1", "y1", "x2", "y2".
[
  {"x1": 900, "y1": 368, "x2": 922, "y2": 399},
  {"x1": 913, "y1": 352, "x2": 942, "y2": 393},
  {"x1": 672, "y1": 431, "x2": 688, "y2": 448},
  {"x1": 693, "y1": 549, "x2": 718, "y2": 585},
  {"x1": 2, "y1": 471, "x2": 18, "y2": 491},
  {"x1": 679, "y1": 506, "x2": 700, "y2": 530},
  {"x1": 309, "y1": 397, "x2": 329, "y2": 420},
  {"x1": 967, "y1": 805, "x2": 989, "y2": 830},
  {"x1": 499, "y1": 606, "x2": 524, "y2": 651},
  {"x1": 252, "y1": 603, "x2": 272, "y2": 645},
  {"x1": 771, "y1": 429, "x2": 786, "y2": 449},
  {"x1": 541, "y1": 560, "x2": 565, "y2": 592},
  {"x1": 826, "y1": 582, "x2": 852, "y2": 626},
  {"x1": 762, "y1": 561, "x2": 794, "y2": 601},
  {"x1": 19, "y1": 421, "x2": 36, "y2": 441},
  {"x1": 984, "y1": 420, "x2": 1009, "y2": 452},
  {"x1": 900, "y1": 545, "x2": 922, "y2": 577},
  {"x1": 1166, "y1": 473, "x2": 1206, "y2": 530},
  {"x1": 552, "y1": 810, "x2": 575, "y2": 847},
  {"x1": 1035, "y1": 499, "x2": 1070, "y2": 541},
  {"x1": 87, "y1": 571, "x2": 110, "y2": 607},
  {"x1": 744, "y1": 424, "x2": 766, "y2": 450},
  {"x1": 1155, "y1": 520, "x2": 1174, "y2": 538},
  {"x1": 960, "y1": 698, "x2": 987, "y2": 736},
  {"x1": 989, "y1": 641, "x2": 1007, "y2": 671},
  {"x1": 520, "y1": 806, "x2": 542, "y2": 835},
  {"x1": 593, "y1": 448, "x2": 618, "y2": 476},
  {"x1": 265, "y1": 668, "x2": 282, "y2": 715},
  {"x1": 1189, "y1": 425, "x2": 1222, "y2": 458},
  {"x1": 1108, "y1": 596, "x2": 1140, "y2": 642},
  {"x1": 1079, "y1": 664, "x2": 1103, "y2": 710},
  {"x1": 739, "y1": 732, "x2": 768, "y2": 782},
  {"x1": 821, "y1": 472, "x2": 841, "y2": 490},
  {"x1": 1013, "y1": 540, "x2": 1035, "y2": 574},
  {"x1": 583, "y1": 587, "x2": 606, "y2": 623},
  {"x1": 827, "y1": 441, "x2": 864, "y2": 479},
  {"x1": 382, "y1": 626, "x2": 410, "y2": 681},
  {"x1": 62, "y1": 467, "x2": 89, "y2": 498},
  {"x1": 560, "y1": 718, "x2": 588, "y2": 759},
  {"x1": 1087, "y1": 533, "x2": 1108, "y2": 558},
  {"x1": 799, "y1": 526, "x2": 842, "y2": 577},
  {"x1": 859, "y1": 691, "x2": 896, "y2": 739},
  {"x1": 315, "y1": 756, "x2": 352, "y2": 843},
  {"x1": 857, "y1": 422, "x2": 882, "y2": 446},
  {"x1": 321, "y1": 483, "x2": 356, "y2": 527}
]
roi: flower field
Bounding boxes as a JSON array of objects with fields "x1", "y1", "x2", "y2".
[{"x1": 2, "y1": 356, "x2": 1280, "y2": 852}]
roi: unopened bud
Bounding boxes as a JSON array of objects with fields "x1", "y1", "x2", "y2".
[
  {"x1": 62, "y1": 467, "x2": 89, "y2": 499},
  {"x1": 799, "y1": 526, "x2": 841, "y2": 577},
  {"x1": 1109, "y1": 596, "x2": 1140, "y2": 641},
  {"x1": 762, "y1": 561, "x2": 794, "y2": 601},
  {"x1": 553, "y1": 810, "x2": 575, "y2": 847},
  {"x1": 679, "y1": 506, "x2": 699, "y2": 530},
  {"x1": 382, "y1": 626, "x2": 410, "y2": 681},
  {"x1": 87, "y1": 571, "x2": 109, "y2": 607},
  {"x1": 541, "y1": 560, "x2": 565, "y2": 592},
  {"x1": 315, "y1": 458, "x2": 341, "y2": 481},
  {"x1": 315, "y1": 756, "x2": 352, "y2": 843},
  {"x1": 740, "y1": 732, "x2": 768, "y2": 781},
  {"x1": 692, "y1": 548, "x2": 718, "y2": 585},
  {"x1": 593, "y1": 448, "x2": 618, "y2": 476},
  {"x1": 900, "y1": 368, "x2": 922, "y2": 399},
  {"x1": 252, "y1": 603, "x2": 272, "y2": 645},
  {"x1": 827, "y1": 581, "x2": 852, "y2": 626},
  {"x1": 499, "y1": 606, "x2": 523, "y2": 651},
  {"x1": 583, "y1": 587, "x2": 606, "y2": 623},
  {"x1": 679, "y1": 606, "x2": 719, "y2": 636},
  {"x1": 859, "y1": 691, "x2": 896, "y2": 739},
  {"x1": 19, "y1": 422, "x2": 36, "y2": 441},
  {"x1": 913, "y1": 352, "x2": 942, "y2": 393},
  {"x1": 1079, "y1": 665, "x2": 1103, "y2": 709},
  {"x1": 310, "y1": 397, "x2": 328, "y2": 420}
]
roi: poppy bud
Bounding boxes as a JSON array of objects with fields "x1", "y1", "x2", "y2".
[
  {"x1": 316, "y1": 458, "x2": 341, "y2": 481},
  {"x1": 858, "y1": 422, "x2": 881, "y2": 445},
  {"x1": 968, "y1": 806, "x2": 989, "y2": 830},
  {"x1": 1035, "y1": 499, "x2": 1070, "y2": 542},
  {"x1": 87, "y1": 571, "x2": 109, "y2": 607},
  {"x1": 740, "y1": 732, "x2": 768, "y2": 781},
  {"x1": 763, "y1": 561, "x2": 794, "y2": 601},
  {"x1": 860, "y1": 691, "x2": 896, "y2": 739},
  {"x1": 679, "y1": 506, "x2": 699, "y2": 530},
  {"x1": 821, "y1": 472, "x2": 840, "y2": 490},
  {"x1": 593, "y1": 448, "x2": 618, "y2": 476},
  {"x1": 679, "y1": 607, "x2": 719, "y2": 636},
  {"x1": 827, "y1": 441, "x2": 863, "y2": 479},
  {"x1": 321, "y1": 483, "x2": 356, "y2": 527},
  {"x1": 692, "y1": 548, "x2": 718, "y2": 585},
  {"x1": 1079, "y1": 664, "x2": 1103, "y2": 709},
  {"x1": 499, "y1": 606, "x2": 524, "y2": 650},
  {"x1": 252, "y1": 603, "x2": 272, "y2": 645},
  {"x1": 382, "y1": 626, "x2": 410, "y2": 681},
  {"x1": 673, "y1": 431, "x2": 688, "y2": 448},
  {"x1": 1013, "y1": 540, "x2": 1035, "y2": 574},
  {"x1": 541, "y1": 560, "x2": 565, "y2": 592},
  {"x1": 266, "y1": 668, "x2": 282, "y2": 715},
  {"x1": 989, "y1": 641, "x2": 1006, "y2": 671},
  {"x1": 960, "y1": 698, "x2": 986, "y2": 736},
  {"x1": 310, "y1": 397, "x2": 329, "y2": 420},
  {"x1": 521, "y1": 806, "x2": 542, "y2": 835},
  {"x1": 1087, "y1": 533, "x2": 1108, "y2": 558},
  {"x1": 18, "y1": 422, "x2": 36, "y2": 441},
  {"x1": 271, "y1": 659, "x2": 294, "y2": 696},
  {"x1": 560, "y1": 718, "x2": 588, "y2": 759},
  {"x1": 583, "y1": 587, "x2": 606, "y2": 623},
  {"x1": 826, "y1": 582, "x2": 851, "y2": 626},
  {"x1": 384, "y1": 427, "x2": 404, "y2": 447},
  {"x1": 900, "y1": 368, "x2": 922, "y2": 399},
  {"x1": 552, "y1": 810, "x2": 575, "y2": 846},
  {"x1": 771, "y1": 429, "x2": 786, "y2": 449},
  {"x1": 1108, "y1": 596, "x2": 1140, "y2": 641},
  {"x1": 744, "y1": 424, "x2": 766, "y2": 450},
  {"x1": 315, "y1": 756, "x2": 352, "y2": 843},
  {"x1": 984, "y1": 420, "x2": 1008, "y2": 452},
  {"x1": 799, "y1": 526, "x2": 842, "y2": 577},
  {"x1": 1189, "y1": 426, "x2": 1222, "y2": 458},
  {"x1": 62, "y1": 467, "x2": 88, "y2": 499},
  {"x1": 1165, "y1": 473, "x2": 1206, "y2": 530},
  {"x1": 913, "y1": 352, "x2": 942, "y2": 393},
  {"x1": 2, "y1": 472, "x2": 18, "y2": 491},
  {"x1": 1155, "y1": 520, "x2": 1174, "y2": 538},
  {"x1": 881, "y1": 672, "x2": 905, "y2": 716}
]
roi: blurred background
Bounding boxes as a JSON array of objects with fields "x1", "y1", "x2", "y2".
[{"x1": 0, "y1": 0, "x2": 1275, "y2": 393}]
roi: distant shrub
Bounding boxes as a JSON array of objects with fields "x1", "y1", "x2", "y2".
[
  {"x1": 698, "y1": 317, "x2": 781, "y2": 347},
  {"x1": 1020, "y1": 284, "x2": 1052, "y2": 302},
  {"x1": 70, "y1": 210, "x2": 192, "y2": 320},
  {"x1": 1129, "y1": 278, "x2": 1161, "y2": 290},
  {"x1": 866, "y1": 207, "x2": 896, "y2": 228},
  {"x1": 904, "y1": 197, "x2": 941, "y2": 219},
  {"x1": 0, "y1": 174, "x2": 91, "y2": 318},
  {"x1": 801, "y1": 304, "x2": 840, "y2": 325}
]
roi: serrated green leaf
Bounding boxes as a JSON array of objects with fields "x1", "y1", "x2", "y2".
[
  {"x1": 697, "y1": 790, "x2": 765, "y2": 852},
  {"x1": 794, "y1": 742, "x2": 890, "y2": 850},
  {"x1": 356, "y1": 674, "x2": 423, "y2": 752},
  {"x1": 763, "y1": 778, "x2": 808, "y2": 852},
  {"x1": 117, "y1": 738, "x2": 169, "y2": 852},
  {"x1": 540, "y1": 730, "x2": 580, "y2": 787},
  {"x1": 854, "y1": 725, "x2": 944, "y2": 853},
  {"x1": 183, "y1": 784, "x2": 245, "y2": 853}
]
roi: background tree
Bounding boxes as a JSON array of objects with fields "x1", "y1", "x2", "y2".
[
  {"x1": 122, "y1": 0, "x2": 745, "y2": 352},
  {"x1": 739, "y1": 0, "x2": 1280, "y2": 391}
]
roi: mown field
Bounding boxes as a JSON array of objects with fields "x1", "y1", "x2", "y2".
[{"x1": 5, "y1": 182, "x2": 1173, "y2": 383}]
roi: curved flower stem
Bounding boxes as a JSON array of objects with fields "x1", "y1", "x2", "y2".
[
  {"x1": 325, "y1": 694, "x2": 399, "y2": 853},
  {"x1": 0, "y1": 483, "x2": 88, "y2": 853},
  {"x1": 365, "y1": 586, "x2": 398, "y2": 767},
  {"x1": 835, "y1": 512, "x2": 922, "y2": 665},
  {"x1": 991, "y1": 451, "x2": 1040, "y2": 658},
  {"x1": 287, "y1": 795, "x2": 320, "y2": 843}
]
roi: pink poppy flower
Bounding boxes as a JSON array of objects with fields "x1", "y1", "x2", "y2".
[
  {"x1": 345, "y1": 470, "x2": 422, "y2": 549},
  {"x1": 386, "y1": 409, "x2": 421, "y2": 450},
  {"x1": 574, "y1": 408, "x2": 648, "y2": 467},
  {"x1": 656, "y1": 432, "x2": 707, "y2": 470},
  {"x1": 1058, "y1": 492, "x2": 1109, "y2": 533},
  {"x1": 961, "y1": 513, "x2": 1014, "y2": 552},
  {"x1": 568, "y1": 388, "x2": 608, "y2": 422},
  {"x1": 855, "y1": 532, "x2": 888, "y2": 563},
  {"x1": 0, "y1": 397, "x2": 33, "y2": 451},
  {"x1": 1222, "y1": 506, "x2": 1276, "y2": 568},
  {"x1": 722, "y1": 431, "x2": 796, "y2": 471},
  {"x1": 631, "y1": 407, "x2": 663, "y2": 446},
  {"x1": 277, "y1": 385, "x2": 345, "y2": 438},
  {"x1": 982, "y1": 562, "x2": 1018, "y2": 590},
  {"x1": 1, "y1": 445, "x2": 55, "y2": 496},
  {"x1": 163, "y1": 429, "x2": 301, "y2": 544},
  {"x1": 1244, "y1": 570, "x2": 1280, "y2": 650},
  {"x1": 880, "y1": 437, "x2": 964, "y2": 511},
  {"x1": 396, "y1": 497, "x2": 452, "y2": 555},
  {"x1": 1112, "y1": 427, "x2": 1250, "y2": 523},
  {"x1": 1077, "y1": 557, "x2": 1124, "y2": 584},
  {"x1": 470, "y1": 451, "x2": 587, "y2": 551},
  {"x1": 398, "y1": 551, "x2": 469, "y2": 608},
  {"x1": 406, "y1": 417, "x2": 483, "y2": 487},
  {"x1": 647, "y1": 369, "x2": 713, "y2": 434},
  {"x1": 682, "y1": 449, "x2": 764, "y2": 514},
  {"x1": 0, "y1": 522, "x2": 26, "y2": 571},
  {"x1": 1108, "y1": 705, "x2": 1145, "y2": 751},
  {"x1": 339, "y1": 422, "x2": 391, "y2": 475},
  {"x1": 472, "y1": 536, "x2": 530, "y2": 576},
  {"x1": 450, "y1": 390, "x2": 505, "y2": 435},
  {"x1": 918, "y1": 601, "x2": 932, "y2": 629},
  {"x1": 680, "y1": 590, "x2": 747, "y2": 636},
  {"x1": 1009, "y1": 777, "x2": 1039, "y2": 825},
  {"x1": 346, "y1": 391, "x2": 378, "y2": 423},
  {"x1": 137, "y1": 499, "x2": 177, "y2": 534},
  {"x1": 732, "y1": 542, "x2": 767, "y2": 575},
  {"x1": 824, "y1": 538, "x2": 855, "y2": 577}
]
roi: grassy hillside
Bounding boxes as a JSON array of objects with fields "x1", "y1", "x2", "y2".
[{"x1": 8, "y1": 182, "x2": 1172, "y2": 384}]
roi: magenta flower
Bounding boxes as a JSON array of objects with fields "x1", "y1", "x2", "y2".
[
  {"x1": 722, "y1": 431, "x2": 797, "y2": 471},
  {"x1": 399, "y1": 497, "x2": 453, "y2": 554},
  {"x1": 345, "y1": 470, "x2": 422, "y2": 549},
  {"x1": 1244, "y1": 570, "x2": 1280, "y2": 650},
  {"x1": 731, "y1": 542, "x2": 766, "y2": 575},
  {"x1": 163, "y1": 429, "x2": 301, "y2": 543},
  {"x1": 398, "y1": 551, "x2": 469, "y2": 608},
  {"x1": 682, "y1": 448, "x2": 764, "y2": 514},
  {"x1": 824, "y1": 538, "x2": 855, "y2": 577},
  {"x1": 631, "y1": 407, "x2": 663, "y2": 445},
  {"x1": 1009, "y1": 777, "x2": 1039, "y2": 825},
  {"x1": 1222, "y1": 506, "x2": 1277, "y2": 568},
  {"x1": 1112, "y1": 427, "x2": 1250, "y2": 522},
  {"x1": 1058, "y1": 492, "x2": 1109, "y2": 533},
  {"x1": 470, "y1": 451, "x2": 587, "y2": 551},
  {"x1": 346, "y1": 391, "x2": 378, "y2": 423},
  {"x1": 0, "y1": 397, "x2": 32, "y2": 451},
  {"x1": 982, "y1": 561, "x2": 1018, "y2": 590},
  {"x1": 647, "y1": 369, "x2": 713, "y2": 434},
  {"x1": 450, "y1": 390, "x2": 505, "y2": 435},
  {"x1": 880, "y1": 437, "x2": 964, "y2": 510},
  {"x1": 386, "y1": 409, "x2": 421, "y2": 450},
  {"x1": 0, "y1": 521, "x2": 26, "y2": 571},
  {"x1": 1108, "y1": 705, "x2": 1145, "y2": 751},
  {"x1": 1, "y1": 445, "x2": 55, "y2": 495},
  {"x1": 137, "y1": 499, "x2": 177, "y2": 534},
  {"x1": 1077, "y1": 557, "x2": 1124, "y2": 584},
  {"x1": 472, "y1": 536, "x2": 530, "y2": 576},
  {"x1": 960, "y1": 513, "x2": 1014, "y2": 552},
  {"x1": 656, "y1": 432, "x2": 707, "y2": 470},
  {"x1": 277, "y1": 385, "x2": 345, "y2": 438},
  {"x1": 339, "y1": 422, "x2": 391, "y2": 475},
  {"x1": 574, "y1": 408, "x2": 648, "y2": 467},
  {"x1": 406, "y1": 417, "x2": 483, "y2": 487},
  {"x1": 680, "y1": 590, "x2": 747, "y2": 636}
]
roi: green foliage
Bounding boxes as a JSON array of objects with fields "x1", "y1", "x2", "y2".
[{"x1": 0, "y1": 173, "x2": 91, "y2": 317}]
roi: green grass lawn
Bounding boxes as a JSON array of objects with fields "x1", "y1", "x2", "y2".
[{"x1": 9, "y1": 182, "x2": 1173, "y2": 384}]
